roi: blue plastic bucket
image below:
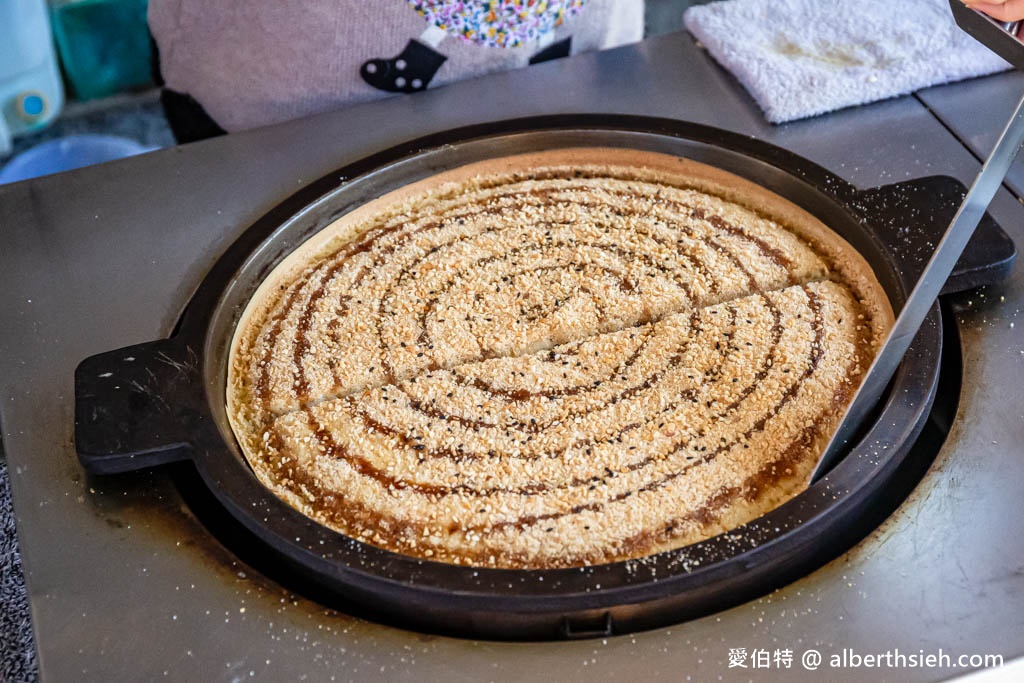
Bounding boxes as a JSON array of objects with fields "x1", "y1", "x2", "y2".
[{"x1": 0, "y1": 134, "x2": 155, "y2": 184}]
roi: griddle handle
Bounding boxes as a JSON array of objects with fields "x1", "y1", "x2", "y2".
[
  {"x1": 75, "y1": 338, "x2": 200, "y2": 474},
  {"x1": 854, "y1": 176, "x2": 1017, "y2": 295}
]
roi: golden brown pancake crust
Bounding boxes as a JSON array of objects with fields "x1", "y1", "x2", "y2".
[{"x1": 227, "y1": 148, "x2": 892, "y2": 569}]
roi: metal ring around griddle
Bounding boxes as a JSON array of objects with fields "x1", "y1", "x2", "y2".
[{"x1": 172, "y1": 116, "x2": 942, "y2": 639}]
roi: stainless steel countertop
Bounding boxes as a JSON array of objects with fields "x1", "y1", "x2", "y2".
[
  {"x1": 918, "y1": 70, "x2": 1024, "y2": 196},
  {"x1": 0, "y1": 32, "x2": 1021, "y2": 682}
]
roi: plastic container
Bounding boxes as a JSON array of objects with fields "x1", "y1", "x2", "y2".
[
  {"x1": 0, "y1": 0, "x2": 65, "y2": 155},
  {"x1": 49, "y1": 0, "x2": 153, "y2": 100},
  {"x1": 0, "y1": 134, "x2": 154, "y2": 184}
]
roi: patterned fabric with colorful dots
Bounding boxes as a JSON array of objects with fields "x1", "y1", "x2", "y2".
[{"x1": 407, "y1": 0, "x2": 587, "y2": 48}]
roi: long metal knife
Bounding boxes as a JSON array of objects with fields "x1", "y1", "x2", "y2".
[{"x1": 809, "y1": 89, "x2": 1024, "y2": 483}]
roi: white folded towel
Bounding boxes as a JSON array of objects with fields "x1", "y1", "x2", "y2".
[{"x1": 683, "y1": 0, "x2": 1010, "y2": 123}]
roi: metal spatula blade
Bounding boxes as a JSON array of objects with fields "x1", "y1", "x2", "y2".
[{"x1": 810, "y1": 8, "x2": 1024, "y2": 483}]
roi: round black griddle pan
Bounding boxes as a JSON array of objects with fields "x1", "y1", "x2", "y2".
[{"x1": 74, "y1": 116, "x2": 1016, "y2": 640}]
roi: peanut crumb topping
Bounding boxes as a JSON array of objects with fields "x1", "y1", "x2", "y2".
[{"x1": 226, "y1": 149, "x2": 892, "y2": 569}]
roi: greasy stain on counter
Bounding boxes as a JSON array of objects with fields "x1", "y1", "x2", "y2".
[{"x1": 772, "y1": 36, "x2": 897, "y2": 70}]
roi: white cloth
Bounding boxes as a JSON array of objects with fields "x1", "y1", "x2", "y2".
[
  {"x1": 149, "y1": 0, "x2": 644, "y2": 132},
  {"x1": 684, "y1": 0, "x2": 1010, "y2": 124}
]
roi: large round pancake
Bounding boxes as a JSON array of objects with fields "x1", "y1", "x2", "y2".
[{"x1": 226, "y1": 148, "x2": 893, "y2": 568}]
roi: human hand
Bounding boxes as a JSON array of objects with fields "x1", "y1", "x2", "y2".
[{"x1": 964, "y1": 0, "x2": 1024, "y2": 22}]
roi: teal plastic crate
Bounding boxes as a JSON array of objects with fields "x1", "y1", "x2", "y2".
[{"x1": 49, "y1": 0, "x2": 152, "y2": 100}]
